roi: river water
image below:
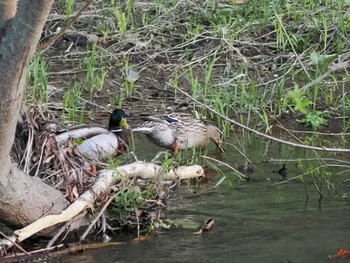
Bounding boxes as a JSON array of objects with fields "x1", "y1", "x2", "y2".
[{"x1": 53, "y1": 134, "x2": 350, "y2": 263}]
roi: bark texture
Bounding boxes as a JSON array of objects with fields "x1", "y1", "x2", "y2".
[
  {"x1": 0, "y1": 0, "x2": 69, "y2": 228},
  {"x1": 0, "y1": 165, "x2": 69, "y2": 229}
]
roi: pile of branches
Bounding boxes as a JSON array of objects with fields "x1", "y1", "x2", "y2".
[
  {"x1": 1, "y1": 105, "x2": 204, "y2": 259},
  {"x1": 13, "y1": 106, "x2": 94, "y2": 202},
  {"x1": 11, "y1": 106, "x2": 169, "y2": 237}
]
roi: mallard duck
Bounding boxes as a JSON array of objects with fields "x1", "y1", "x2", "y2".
[
  {"x1": 133, "y1": 113, "x2": 225, "y2": 154},
  {"x1": 55, "y1": 109, "x2": 129, "y2": 160}
]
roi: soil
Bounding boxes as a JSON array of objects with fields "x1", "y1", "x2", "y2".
[{"x1": 39, "y1": 2, "x2": 349, "y2": 137}]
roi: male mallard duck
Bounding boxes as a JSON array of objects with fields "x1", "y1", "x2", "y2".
[
  {"x1": 55, "y1": 109, "x2": 129, "y2": 160},
  {"x1": 133, "y1": 113, "x2": 225, "y2": 154}
]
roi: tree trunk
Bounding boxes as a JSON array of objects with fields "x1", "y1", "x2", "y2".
[
  {"x1": 0, "y1": 0, "x2": 69, "y2": 229},
  {"x1": 0, "y1": 165, "x2": 69, "y2": 229}
]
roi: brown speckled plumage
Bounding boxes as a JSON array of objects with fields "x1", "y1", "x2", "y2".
[{"x1": 133, "y1": 113, "x2": 224, "y2": 153}]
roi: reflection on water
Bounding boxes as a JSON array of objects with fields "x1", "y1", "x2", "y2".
[{"x1": 53, "y1": 135, "x2": 350, "y2": 263}]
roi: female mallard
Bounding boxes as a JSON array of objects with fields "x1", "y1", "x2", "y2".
[
  {"x1": 55, "y1": 109, "x2": 129, "y2": 160},
  {"x1": 133, "y1": 113, "x2": 225, "y2": 154}
]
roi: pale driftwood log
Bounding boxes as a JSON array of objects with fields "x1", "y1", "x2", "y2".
[{"x1": 0, "y1": 162, "x2": 204, "y2": 255}]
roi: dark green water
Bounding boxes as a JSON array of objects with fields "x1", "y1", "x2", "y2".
[{"x1": 52, "y1": 135, "x2": 350, "y2": 263}]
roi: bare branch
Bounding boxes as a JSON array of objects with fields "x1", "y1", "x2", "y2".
[
  {"x1": 37, "y1": 0, "x2": 94, "y2": 51},
  {"x1": 173, "y1": 86, "x2": 350, "y2": 153},
  {"x1": 300, "y1": 53, "x2": 350, "y2": 92}
]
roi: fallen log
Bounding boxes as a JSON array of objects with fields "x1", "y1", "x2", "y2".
[{"x1": 0, "y1": 161, "x2": 204, "y2": 255}]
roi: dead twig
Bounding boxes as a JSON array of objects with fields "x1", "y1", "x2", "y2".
[
  {"x1": 173, "y1": 85, "x2": 350, "y2": 153},
  {"x1": 0, "y1": 231, "x2": 30, "y2": 256},
  {"x1": 203, "y1": 156, "x2": 248, "y2": 180},
  {"x1": 80, "y1": 192, "x2": 118, "y2": 241},
  {"x1": 37, "y1": 0, "x2": 94, "y2": 51},
  {"x1": 274, "y1": 10, "x2": 310, "y2": 78},
  {"x1": 46, "y1": 210, "x2": 87, "y2": 248},
  {"x1": 299, "y1": 53, "x2": 350, "y2": 92}
]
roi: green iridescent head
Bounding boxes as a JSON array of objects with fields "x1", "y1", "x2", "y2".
[{"x1": 108, "y1": 109, "x2": 129, "y2": 131}]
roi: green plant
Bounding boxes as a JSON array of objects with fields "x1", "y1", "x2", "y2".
[
  {"x1": 204, "y1": 54, "x2": 217, "y2": 95},
  {"x1": 94, "y1": 69, "x2": 108, "y2": 93},
  {"x1": 274, "y1": 13, "x2": 287, "y2": 52},
  {"x1": 259, "y1": 110, "x2": 272, "y2": 134},
  {"x1": 288, "y1": 84, "x2": 328, "y2": 130},
  {"x1": 65, "y1": 0, "x2": 75, "y2": 18},
  {"x1": 112, "y1": 7, "x2": 127, "y2": 34},
  {"x1": 110, "y1": 189, "x2": 143, "y2": 224},
  {"x1": 160, "y1": 151, "x2": 180, "y2": 172},
  {"x1": 123, "y1": 57, "x2": 136, "y2": 99},
  {"x1": 111, "y1": 0, "x2": 135, "y2": 35},
  {"x1": 62, "y1": 83, "x2": 85, "y2": 124},
  {"x1": 188, "y1": 67, "x2": 201, "y2": 100},
  {"x1": 84, "y1": 44, "x2": 108, "y2": 98},
  {"x1": 96, "y1": 21, "x2": 112, "y2": 40},
  {"x1": 287, "y1": 85, "x2": 311, "y2": 115},
  {"x1": 188, "y1": 21, "x2": 202, "y2": 37},
  {"x1": 85, "y1": 44, "x2": 97, "y2": 97},
  {"x1": 276, "y1": 68, "x2": 288, "y2": 115},
  {"x1": 155, "y1": 0, "x2": 164, "y2": 14},
  {"x1": 110, "y1": 187, "x2": 157, "y2": 226},
  {"x1": 110, "y1": 93, "x2": 125, "y2": 108},
  {"x1": 25, "y1": 53, "x2": 49, "y2": 103},
  {"x1": 297, "y1": 111, "x2": 328, "y2": 130}
]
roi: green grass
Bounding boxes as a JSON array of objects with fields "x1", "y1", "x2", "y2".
[
  {"x1": 35, "y1": 0, "x2": 350, "y2": 143},
  {"x1": 25, "y1": 0, "x2": 350, "y2": 163},
  {"x1": 109, "y1": 186, "x2": 158, "y2": 232},
  {"x1": 19, "y1": 0, "x2": 350, "y2": 239},
  {"x1": 62, "y1": 82, "x2": 85, "y2": 124},
  {"x1": 123, "y1": 56, "x2": 136, "y2": 100},
  {"x1": 25, "y1": 53, "x2": 49, "y2": 104},
  {"x1": 65, "y1": 0, "x2": 75, "y2": 18}
]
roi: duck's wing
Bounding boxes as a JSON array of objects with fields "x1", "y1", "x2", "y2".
[
  {"x1": 133, "y1": 119, "x2": 176, "y2": 149},
  {"x1": 55, "y1": 127, "x2": 110, "y2": 144},
  {"x1": 167, "y1": 113, "x2": 197, "y2": 123},
  {"x1": 133, "y1": 115, "x2": 170, "y2": 134},
  {"x1": 139, "y1": 113, "x2": 194, "y2": 125},
  {"x1": 56, "y1": 124, "x2": 100, "y2": 133},
  {"x1": 141, "y1": 116, "x2": 169, "y2": 124},
  {"x1": 132, "y1": 120, "x2": 168, "y2": 134}
]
